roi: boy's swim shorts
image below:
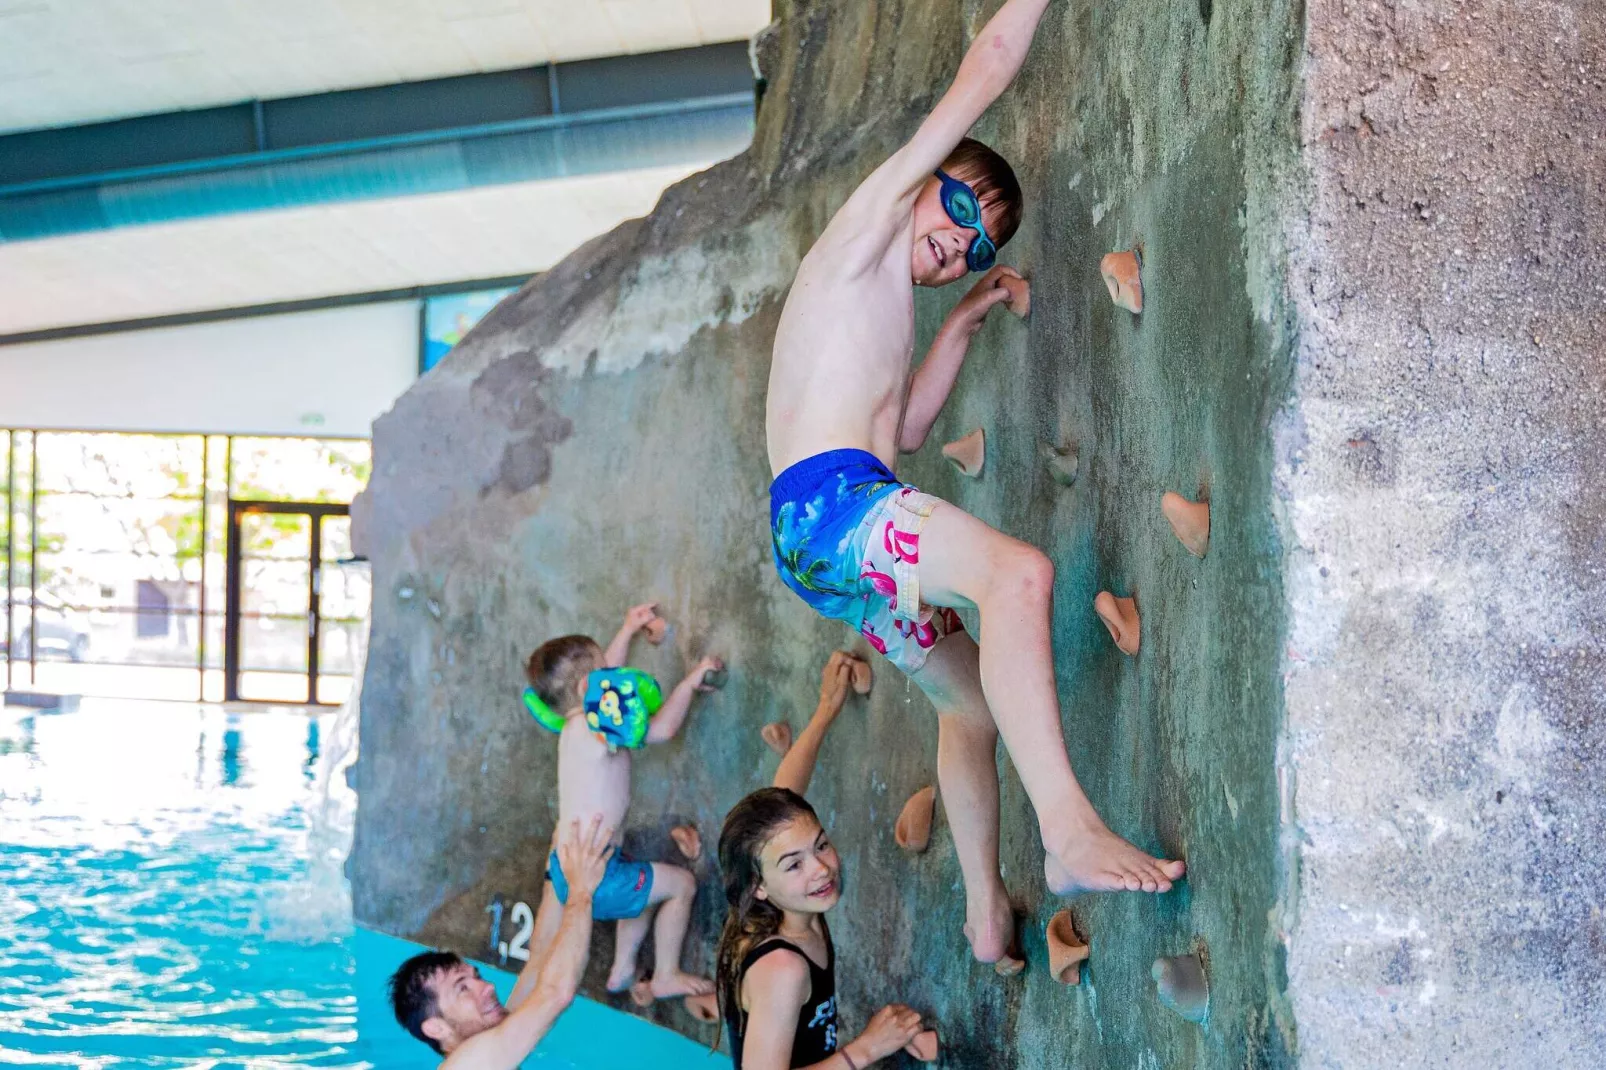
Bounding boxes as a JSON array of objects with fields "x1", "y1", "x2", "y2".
[
  {"x1": 770, "y1": 448, "x2": 962, "y2": 675},
  {"x1": 548, "y1": 847, "x2": 654, "y2": 920}
]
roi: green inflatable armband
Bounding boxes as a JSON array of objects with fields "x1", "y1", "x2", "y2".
[
  {"x1": 522, "y1": 687, "x2": 568, "y2": 734},
  {"x1": 583, "y1": 667, "x2": 663, "y2": 752}
]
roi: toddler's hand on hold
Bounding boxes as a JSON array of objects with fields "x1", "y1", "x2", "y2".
[
  {"x1": 556, "y1": 815, "x2": 613, "y2": 899},
  {"x1": 693, "y1": 655, "x2": 725, "y2": 692},
  {"x1": 950, "y1": 265, "x2": 1023, "y2": 334},
  {"x1": 848, "y1": 1003, "x2": 924, "y2": 1063},
  {"x1": 623, "y1": 602, "x2": 660, "y2": 632}
]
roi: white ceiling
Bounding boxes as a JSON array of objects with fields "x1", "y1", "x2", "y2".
[
  {"x1": 0, "y1": 0, "x2": 770, "y2": 134},
  {"x1": 0, "y1": 161, "x2": 708, "y2": 335}
]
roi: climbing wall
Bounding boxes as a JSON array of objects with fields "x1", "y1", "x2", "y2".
[{"x1": 348, "y1": 1, "x2": 1606, "y2": 1067}]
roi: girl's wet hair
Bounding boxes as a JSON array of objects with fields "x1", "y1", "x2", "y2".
[{"x1": 713, "y1": 787, "x2": 825, "y2": 1039}]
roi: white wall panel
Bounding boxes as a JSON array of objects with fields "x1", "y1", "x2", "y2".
[{"x1": 0, "y1": 302, "x2": 418, "y2": 438}]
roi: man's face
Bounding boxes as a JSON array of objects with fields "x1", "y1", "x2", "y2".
[{"x1": 422, "y1": 962, "x2": 507, "y2": 1052}]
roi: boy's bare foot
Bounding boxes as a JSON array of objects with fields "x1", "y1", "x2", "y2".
[
  {"x1": 684, "y1": 992, "x2": 719, "y2": 1022},
  {"x1": 650, "y1": 971, "x2": 715, "y2": 999},
  {"x1": 670, "y1": 824, "x2": 701, "y2": 861},
  {"x1": 1046, "y1": 909, "x2": 1090, "y2": 984},
  {"x1": 1100, "y1": 250, "x2": 1144, "y2": 313},
  {"x1": 761, "y1": 721, "x2": 793, "y2": 756},
  {"x1": 941, "y1": 428, "x2": 986, "y2": 477},
  {"x1": 894, "y1": 785, "x2": 937, "y2": 853},
  {"x1": 1093, "y1": 592, "x2": 1141, "y2": 656},
  {"x1": 1161, "y1": 492, "x2": 1211, "y2": 558},
  {"x1": 1043, "y1": 819, "x2": 1185, "y2": 896}
]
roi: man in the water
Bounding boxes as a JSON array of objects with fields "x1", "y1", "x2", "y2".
[{"x1": 387, "y1": 817, "x2": 610, "y2": 1068}]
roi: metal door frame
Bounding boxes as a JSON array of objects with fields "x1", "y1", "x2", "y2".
[{"x1": 224, "y1": 499, "x2": 348, "y2": 705}]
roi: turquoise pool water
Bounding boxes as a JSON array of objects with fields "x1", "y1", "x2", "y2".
[{"x1": 0, "y1": 700, "x2": 725, "y2": 1068}]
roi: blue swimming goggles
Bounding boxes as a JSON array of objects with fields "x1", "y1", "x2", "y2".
[{"x1": 935, "y1": 169, "x2": 998, "y2": 272}]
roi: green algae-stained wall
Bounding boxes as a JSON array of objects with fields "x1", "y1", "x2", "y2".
[{"x1": 349, "y1": 1, "x2": 1303, "y2": 1066}]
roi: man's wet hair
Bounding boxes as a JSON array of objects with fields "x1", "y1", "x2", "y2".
[
  {"x1": 525, "y1": 634, "x2": 602, "y2": 709},
  {"x1": 388, "y1": 949, "x2": 462, "y2": 1054},
  {"x1": 940, "y1": 137, "x2": 1024, "y2": 249}
]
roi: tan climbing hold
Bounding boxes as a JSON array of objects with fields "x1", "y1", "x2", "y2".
[
  {"x1": 941, "y1": 429, "x2": 985, "y2": 478},
  {"x1": 1153, "y1": 953, "x2": 1210, "y2": 1023},
  {"x1": 998, "y1": 273, "x2": 1031, "y2": 318},
  {"x1": 644, "y1": 616, "x2": 668, "y2": 644},
  {"x1": 906, "y1": 1030, "x2": 940, "y2": 1063},
  {"x1": 684, "y1": 992, "x2": 719, "y2": 1022},
  {"x1": 1161, "y1": 492, "x2": 1210, "y2": 558},
  {"x1": 1046, "y1": 910, "x2": 1090, "y2": 985},
  {"x1": 630, "y1": 979, "x2": 655, "y2": 1007},
  {"x1": 894, "y1": 785, "x2": 937, "y2": 853},
  {"x1": 1100, "y1": 250, "x2": 1144, "y2": 313},
  {"x1": 1093, "y1": 592, "x2": 1140, "y2": 656},
  {"x1": 1040, "y1": 441, "x2": 1078, "y2": 487},
  {"x1": 761, "y1": 721, "x2": 793, "y2": 756},
  {"x1": 670, "y1": 825, "x2": 701, "y2": 861},
  {"x1": 848, "y1": 655, "x2": 873, "y2": 695}
]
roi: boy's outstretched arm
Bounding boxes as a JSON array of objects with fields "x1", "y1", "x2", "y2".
[
  {"x1": 442, "y1": 817, "x2": 611, "y2": 1070},
  {"x1": 645, "y1": 655, "x2": 723, "y2": 743},
  {"x1": 843, "y1": 0, "x2": 1054, "y2": 242},
  {"x1": 900, "y1": 266, "x2": 1023, "y2": 452},
  {"x1": 602, "y1": 603, "x2": 658, "y2": 668}
]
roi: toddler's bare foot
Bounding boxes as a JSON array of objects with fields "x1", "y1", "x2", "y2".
[
  {"x1": 650, "y1": 971, "x2": 714, "y2": 999},
  {"x1": 605, "y1": 964, "x2": 639, "y2": 994},
  {"x1": 1043, "y1": 821, "x2": 1184, "y2": 896}
]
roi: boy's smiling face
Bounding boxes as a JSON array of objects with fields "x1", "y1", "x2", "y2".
[{"x1": 909, "y1": 175, "x2": 1005, "y2": 288}]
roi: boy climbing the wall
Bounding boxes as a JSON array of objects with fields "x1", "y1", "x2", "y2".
[
  {"x1": 766, "y1": 0, "x2": 1185, "y2": 968},
  {"x1": 520, "y1": 602, "x2": 723, "y2": 1001}
]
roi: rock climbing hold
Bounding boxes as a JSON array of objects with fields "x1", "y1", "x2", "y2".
[
  {"x1": 941, "y1": 429, "x2": 985, "y2": 477},
  {"x1": 1152, "y1": 953, "x2": 1209, "y2": 1023},
  {"x1": 670, "y1": 825, "x2": 701, "y2": 861},
  {"x1": 993, "y1": 951, "x2": 1026, "y2": 978},
  {"x1": 1100, "y1": 250, "x2": 1144, "y2": 313},
  {"x1": 702, "y1": 666, "x2": 728, "y2": 690},
  {"x1": 1046, "y1": 909, "x2": 1090, "y2": 985},
  {"x1": 1161, "y1": 492, "x2": 1210, "y2": 558},
  {"x1": 684, "y1": 992, "x2": 719, "y2": 1023},
  {"x1": 1093, "y1": 592, "x2": 1140, "y2": 656},
  {"x1": 644, "y1": 617, "x2": 668, "y2": 644},
  {"x1": 1040, "y1": 441, "x2": 1079, "y2": 487},
  {"x1": 998, "y1": 273, "x2": 1031, "y2": 318},
  {"x1": 894, "y1": 785, "x2": 937, "y2": 853},
  {"x1": 906, "y1": 1030, "x2": 940, "y2": 1063},
  {"x1": 630, "y1": 979, "x2": 655, "y2": 1007},
  {"x1": 761, "y1": 721, "x2": 793, "y2": 756},
  {"x1": 848, "y1": 654, "x2": 873, "y2": 695}
]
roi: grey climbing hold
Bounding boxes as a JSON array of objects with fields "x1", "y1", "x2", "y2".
[
  {"x1": 1152, "y1": 953, "x2": 1209, "y2": 1023},
  {"x1": 703, "y1": 667, "x2": 728, "y2": 690},
  {"x1": 1040, "y1": 441, "x2": 1078, "y2": 486}
]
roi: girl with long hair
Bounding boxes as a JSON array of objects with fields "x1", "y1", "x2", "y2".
[{"x1": 715, "y1": 653, "x2": 928, "y2": 1069}]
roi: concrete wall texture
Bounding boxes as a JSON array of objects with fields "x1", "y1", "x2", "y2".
[{"x1": 347, "y1": 1, "x2": 1604, "y2": 1067}]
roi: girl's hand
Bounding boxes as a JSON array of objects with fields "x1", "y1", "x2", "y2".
[
  {"x1": 946, "y1": 265, "x2": 1023, "y2": 336},
  {"x1": 845, "y1": 1004, "x2": 924, "y2": 1063}
]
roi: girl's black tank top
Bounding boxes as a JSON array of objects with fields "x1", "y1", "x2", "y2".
[{"x1": 725, "y1": 936, "x2": 838, "y2": 1069}]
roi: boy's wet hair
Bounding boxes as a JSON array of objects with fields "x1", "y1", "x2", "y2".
[
  {"x1": 387, "y1": 949, "x2": 461, "y2": 1054},
  {"x1": 941, "y1": 137, "x2": 1024, "y2": 249},
  {"x1": 525, "y1": 634, "x2": 602, "y2": 708}
]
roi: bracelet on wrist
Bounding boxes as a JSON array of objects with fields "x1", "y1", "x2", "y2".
[{"x1": 838, "y1": 1048, "x2": 859, "y2": 1070}]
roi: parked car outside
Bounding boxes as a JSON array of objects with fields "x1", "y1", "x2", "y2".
[{"x1": 2, "y1": 588, "x2": 91, "y2": 662}]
